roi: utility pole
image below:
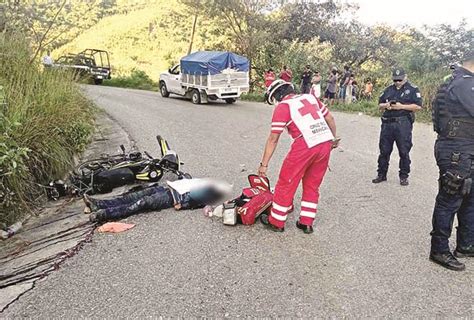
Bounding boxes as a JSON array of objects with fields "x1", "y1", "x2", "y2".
[{"x1": 187, "y1": 12, "x2": 198, "y2": 55}]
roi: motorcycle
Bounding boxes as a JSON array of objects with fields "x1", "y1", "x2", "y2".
[{"x1": 48, "y1": 135, "x2": 191, "y2": 198}]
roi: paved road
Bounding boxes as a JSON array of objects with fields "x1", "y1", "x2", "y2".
[{"x1": 5, "y1": 86, "x2": 473, "y2": 318}]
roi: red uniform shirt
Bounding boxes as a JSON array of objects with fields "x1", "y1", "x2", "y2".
[
  {"x1": 280, "y1": 70, "x2": 292, "y2": 82},
  {"x1": 271, "y1": 93, "x2": 330, "y2": 139},
  {"x1": 264, "y1": 72, "x2": 276, "y2": 88}
]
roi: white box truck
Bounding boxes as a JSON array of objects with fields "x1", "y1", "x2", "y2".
[{"x1": 159, "y1": 51, "x2": 249, "y2": 104}]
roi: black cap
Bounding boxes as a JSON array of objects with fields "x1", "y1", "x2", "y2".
[{"x1": 392, "y1": 68, "x2": 406, "y2": 80}]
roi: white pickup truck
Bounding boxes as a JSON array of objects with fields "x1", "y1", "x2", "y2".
[{"x1": 159, "y1": 51, "x2": 250, "y2": 104}]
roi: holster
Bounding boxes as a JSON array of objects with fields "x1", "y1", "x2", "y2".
[{"x1": 439, "y1": 152, "x2": 473, "y2": 196}]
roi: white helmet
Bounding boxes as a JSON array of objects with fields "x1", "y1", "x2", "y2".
[{"x1": 266, "y1": 79, "x2": 294, "y2": 105}]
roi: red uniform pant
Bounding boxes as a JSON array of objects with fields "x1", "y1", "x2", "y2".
[{"x1": 269, "y1": 139, "x2": 332, "y2": 228}]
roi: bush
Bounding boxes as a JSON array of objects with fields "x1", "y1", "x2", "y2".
[
  {"x1": 241, "y1": 91, "x2": 266, "y2": 102},
  {"x1": 103, "y1": 69, "x2": 156, "y2": 91},
  {"x1": 0, "y1": 34, "x2": 95, "y2": 225},
  {"x1": 330, "y1": 99, "x2": 433, "y2": 123}
]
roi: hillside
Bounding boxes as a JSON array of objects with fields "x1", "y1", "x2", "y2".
[{"x1": 56, "y1": 1, "x2": 229, "y2": 81}]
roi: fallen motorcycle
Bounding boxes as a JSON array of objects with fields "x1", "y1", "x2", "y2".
[{"x1": 48, "y1": 135, "x2": 191, "y2": 198}]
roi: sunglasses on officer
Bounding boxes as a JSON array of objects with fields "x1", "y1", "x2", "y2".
[{"x1": 393, "y1": 79, "x2": 403, "y2": 83}]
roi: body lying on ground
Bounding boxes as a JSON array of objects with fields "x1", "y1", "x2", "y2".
[{"x1": 84, "y1": 178, "x2": 232, "y2": 222}]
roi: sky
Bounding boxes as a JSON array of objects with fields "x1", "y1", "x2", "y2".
[{"x1": 351, "y1": 0, "x2": 474, "y2": 29}]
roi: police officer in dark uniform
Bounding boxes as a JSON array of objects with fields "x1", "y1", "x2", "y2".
[
  {"x1": 430, "y1": 49, "x2": 474, "y2": 271},
  {"x1": 372, "y1": 68, "x2": 422, "y2": 186}
]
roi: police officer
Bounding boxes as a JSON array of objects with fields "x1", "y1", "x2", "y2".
[
  {"x1": 430, "y1": 49, "x2": 474, "y2": 271},
  {"x1": 372, "y1": 68, "x2": 422, "y2": 186}
]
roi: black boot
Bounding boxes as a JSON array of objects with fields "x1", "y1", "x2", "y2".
[
  {"x1": 429, "y1": 252, "x2": 465, "y2": 271},
  {"x1": 265, "y1": 223, "x2": 284, "y2": 232},
  {"x1": 454, "y1": 245, "x2": 474, "y2": 258},
  {"x1": 372, "y1": 175, "x2": 387, "y2": 184},
  {"x1": 400, "y1": 178, "x2": 409, "y2": 186},
  {"x1": 89, "y1": 209, "x2": 106, "y2": 223},
  {"x1": 296, "y1": 221, "x2": 313, "y2": 234},
  {"x1": 83, "y1": 194, "x2": 99, "y2": 212}
]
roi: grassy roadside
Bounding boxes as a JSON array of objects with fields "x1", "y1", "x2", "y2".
[
  {"x1": 241, "y1": 92, "x2": 265, "y2": 103},
  {"x1": 329, "y1": 100, "x2": 433, "y2": 123},
  {"x1": 0, "y1": 34, "x2": 95, "y2": 225},
  {"x1": 102, "y1": 69, "x2": 157, "y2": 91}
]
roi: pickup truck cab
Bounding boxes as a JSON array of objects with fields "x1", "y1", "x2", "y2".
[{"x1": 53, "y1": 49, "x2": 111, "y2": 85}]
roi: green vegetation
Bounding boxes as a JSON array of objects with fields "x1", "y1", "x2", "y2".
[
  {"x1": 0, "y1": 34, "x2": 95, "y2": 225},
  {"x1": 330, "y1": 101, "x2": 433, "y2": 123},
  {"x1": 4, "y1": 1, "x2": 469, "y2": 103},
  {"x1": 240, "y1": 92, "x2": 265, "y2": 103},
  {"x1": 0, "y1": 0, "x2": 470, "y2": 224},
  {"x1": 103, "y1": 69, "x2": 157, "y2": 91},
  {"x1": 46, "y1": 1, "x2": 469, "y2": 108}
]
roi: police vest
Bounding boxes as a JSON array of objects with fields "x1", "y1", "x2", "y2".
[
  {"x1": 432, "y1": 77, "x2": 452, "y2": 135},
  {"x1": 433, "y1": 77, "x2": 474, "y2": 140}
]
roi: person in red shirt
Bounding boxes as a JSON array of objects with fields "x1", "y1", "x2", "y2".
[
  {"x1": 264, "y1": 69, "x2": 276, "y2": 88},
  {"x1": 279, "y1": 65, "x2": 293, "y2": 82},
  {"x1": 258, "y1": 80, "x2": 339, "y2": 234}
]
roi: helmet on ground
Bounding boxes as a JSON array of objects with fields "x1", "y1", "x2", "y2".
[{"x1": 266, "y1": 79, "x2": 294, "y2": 105}]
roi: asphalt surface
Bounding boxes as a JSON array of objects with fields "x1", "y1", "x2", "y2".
[{"x1": 4, "y1": 86, "x2": 473, "y2": 318}]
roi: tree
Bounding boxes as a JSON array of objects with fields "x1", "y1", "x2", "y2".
[
  {"x1": 179, "y1": 0, "x2": 208, "y2": 54},
  {"x1": 279, "y1": 0, "x2": 350, "y2": 43},
  {"x1": 427, "y1": 20, "x2": 473, "y2": 65},
  {"x1": 186, "y1": 0, "x2": 281, "y2": 86},
  {"x1": 3, "y1": 0, "x2": 104, "y2": 61},
  {"x1": 330, "y1": 23, "x2": 399, "y2": 68}
]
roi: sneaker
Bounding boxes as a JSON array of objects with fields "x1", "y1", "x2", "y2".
[
  {"x1": 400, "y1": 178, "x2": 409, "y2": 186},
  {"x1": 454, "y1": 246, "x2": 474, "y2": 258},
  {"x1": 296, "y1": 221, "x2": 314, "y2": 234},
  {"x1": 372, "y1": 175, "x2": 387, "y2": 184},
  {"x1": 429, "y1": 252, "x2": 465, "y2": 271}
]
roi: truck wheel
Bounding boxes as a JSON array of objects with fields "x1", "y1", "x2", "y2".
[
  {"x1": 191, "y1": 89, "x2": 201, "y2": 104},
  {"x1": 225, "y1": 98, "x2": 236, "y2": 104},
  {"x1": 94, "y1": 79, "x2": 103, "y2": 85},
  {"x1": 160, "y1": 82, "x2": 170, "y2": 97}
]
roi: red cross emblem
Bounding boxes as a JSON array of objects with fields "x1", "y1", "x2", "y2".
[{"x1": 298, "y1": 98, "x2": 319, "y2": 120}]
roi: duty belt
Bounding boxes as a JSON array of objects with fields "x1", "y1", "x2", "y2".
[
  {"x1": 443, "y1": 118, "x2": 474, "y2": 140},
  {"x1": 381, "y1": 115, "x2": 410, "y2": 123}
]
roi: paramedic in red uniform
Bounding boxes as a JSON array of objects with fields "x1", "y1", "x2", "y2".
[{"x1": 258, "y1": 79, "x2": 338, "y2": 234}]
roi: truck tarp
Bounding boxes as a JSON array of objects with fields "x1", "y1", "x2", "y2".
[{"x1": 180, "y1": 51, "x2": 249, "y2": 75}]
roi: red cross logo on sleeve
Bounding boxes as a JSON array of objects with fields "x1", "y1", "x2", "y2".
[{"x1": 298, "y1": 98, "x2": 319, "y2": 120}]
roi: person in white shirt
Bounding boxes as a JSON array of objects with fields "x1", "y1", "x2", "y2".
[{"x1": 42, "y1": 50, "x2": 54, "y2": 67}]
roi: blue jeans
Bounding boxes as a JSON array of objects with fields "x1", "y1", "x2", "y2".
[
  {"x1": 338, "y1": 85, "x2": 346, "y2": 99},
  {"x1": 95, "y1": 185, "x2": 174, "y2": 220},
  {"x1": 431, "y1": 140, "x2": 474, "y2": 253},
  {"x1": 377, "y1": 117, "x2": 413, "y2": 179}
]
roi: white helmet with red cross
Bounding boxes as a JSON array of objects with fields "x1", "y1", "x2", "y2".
[{"x1": 266, "y1": 79, "x2": 294, "y2": 105}]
